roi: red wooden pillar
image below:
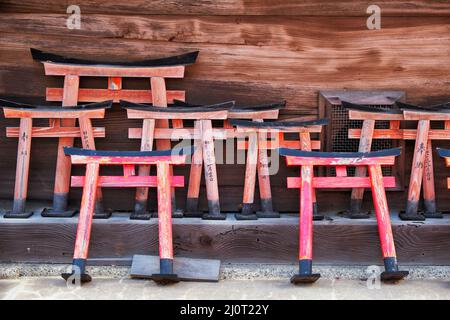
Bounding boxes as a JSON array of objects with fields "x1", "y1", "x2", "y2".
[
  {"x1": 236, "y1": 130, "x2": 258, "y2": 220},
  {"x1": 368, "y1": 164, "x2": 409, "y2": 281},
  {"x1": 5, "y1": 118, "x2": 33, "y2": 218},
  {"x1": 400, "y1": 120, "x2": 430, "y2": 221},
  {"x1": 201, "y1": 120, "x2": 225, "y2": 220},
  {"x1": 46, "y1": 75, "x2": 80, "y2": 217},
  {"x1": 133, "y1": 119, "x2": 156, "y2": 219},
  {"x1": 349, "y1": 119, "x2": 375, "y2": 219},
  {"x1": 151, "y1": 161, "x2": 180, "y2": 284},
  {"x1": 62, "y1": 162, "x2": 99, "y2": 283},
  {"x1": 291, "y1": 163, "x2": 321, "y2": 284},
  {"x1": 185, "y1": 120, "x2": 204, "y2": 216},
  {"x1": 422, "y1": 140, "x2": 440, "y2": 217}
]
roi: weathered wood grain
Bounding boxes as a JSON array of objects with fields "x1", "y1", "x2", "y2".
[
  {"x1": 1, "y1": 1, "x2": 450, "y2": 16},
  {"x1": 0, "y1": 214, "x2": 449, "y2": 265}
]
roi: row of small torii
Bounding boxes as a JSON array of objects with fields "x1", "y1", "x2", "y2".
[{"x1": 0, "y1": 49, "x2": 448, "y2": 285}]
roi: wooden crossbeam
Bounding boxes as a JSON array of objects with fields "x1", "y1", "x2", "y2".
[
  {"x1": 287, "y1": 176, "x2": 396, "y2": 189},
  {"x1": 284, "y1": 155, "x2": 396, "y2": 166},
  {"x1": 43, "y1": 62, "x2": 186, "y2": 78},
  {"x1": 71, "y1": 176, "x2": 184, "y2": 188},
  {"x1": 6, "y1": 127, "x2": 105, "y2": 138},
  {"x1": 349, "y1": 128, "x2": 450, "y2": 140},
  {"x1": 47, "y1": 88, "x2": 185, "y2": 103},
  {"x1": 3, "y1": 107, "x2": 106, "y2": 119}
]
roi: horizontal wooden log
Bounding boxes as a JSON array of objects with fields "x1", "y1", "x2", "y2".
[
  {"x1": 0, "y1": 214, "x2": 449, "y2": 265},
  {"x1": 46, "y1": 88, "x2": 185, "y2": 103},
  {"x1": 237, "y1": 140, "x2": 321, "y2": 150},
  {"x1": 349, "y1": 128, "x2": 450, "y2": 140},
  {"x1": 287, "y1": 176, "x2": 396, "y2": 189},
  {"x1": 71, "y1": 175, "x2": 184, "y2": 188},
  {"x1": 3, "y1": 107, "x2": 106, "y2": 119},
  {"x1": 285, "y1": 155, "x2": 396, "y2": 166},
  {"x1": 70, "y1": 154, "x2": 187, "y2": 165},
  {"x1": 6, "y1": 126, "x2": 105, "y2": 138},
  {"x1": 43, "y1": 62, "x2": 186, "y2": 78},
  {"x1": 2, "y1": 1, "x2": 450, "y2": 16}
]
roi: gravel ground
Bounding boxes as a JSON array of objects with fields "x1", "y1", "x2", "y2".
[{"x1": 1, "y1": 263, "x2": 449, "y2": 280}]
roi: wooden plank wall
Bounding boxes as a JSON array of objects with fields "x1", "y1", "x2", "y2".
[{"x1": 0, "y1": 1, "x2": 449, "y2": 212}]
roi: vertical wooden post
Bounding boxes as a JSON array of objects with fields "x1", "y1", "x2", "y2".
[
  {"x1": 299, "y1": 131, "x2": 323, "y2": 220},
  {"x1": 133, "y1": 119, "x2": 155, "y2": 219},
  {"x1": 156, "y1": 162, "x2": 174, "y2": 272},
  {"x1": 349, "y1": 119, "x2": 375, "y2": 218},
  {"x1": 236, "y1": 130, "x2": 258, "y2": 220},
  {"x1": 256, "y1": 123, "x2": 278, "y2": 218},
  {"x1": 62, "y1": 162, "x2": 99, "y2": 283},
  {"x1": 6, "y1": 118, "x2": 33, "y2": 218},
  {"x1": 185, "y1": 120, "x2": 203, "y2": 216},
  {"x1": 401, "y1": 120, "x2": 429, "y2": 220},
  {"x1": 201, "y1": 120, "x2": 225, "y2": 220},
  {"x1": 291, "y1": 164, "x2": 320, "y2": 284},
  {"x1": 78, "y1": 116, "x2": 109, "y2": 218},
  {"x1": 45, "y1": 75, "x2": 80, "y2": 217},
  {"x1": 151, "y1": 77, "x2": 181, "y2": 217},
  {"x1": 422, "y1": 140, "x2": 440, "y2": 218},
  {"x1": 368, "y1": 164, "x2": 407, "y2": 280}
]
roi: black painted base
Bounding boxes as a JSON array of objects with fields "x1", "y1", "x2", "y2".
[
  {"x1": 3, "y1": 210, "x2": 34, "y2": 219},
  {"x1": 61, "y1": 272, "x2": 92, "y2": 284},
  {"x1": 398, "y1": 211, "x2": 425, "y2": 221},
  {"x1": 130, "y1": 211, "x2": 152, "y2": 220},
  {"x1": 423, "y1": 212, "x2": 444, "y2": 219},
  {"x1": 290, "y1": 273, "x2": 321, "y2": 284},
  {"x1": 349, "y1": 212, "x2": 371, "y2": 219},
  {"x1": 62, "y1": 258, "x2": 92, "y2": 284},
  {"x1": 235, "y1": 213, "x2": 258, "y2": 220},
  {"x1": 202, "y1": 213, "x2": 227, "y2": 220},
  {"x1": 380, "y1": 271, "x2": 409, "y2": 282},
  {"x1": 235, "y1": 203, "x2": 258, "y2": 220},
  {"x1": 41, "y1": 207, "x2": 77, "y2": 218},
  {"x1": 93, "y1": 210, "x2": 113, "y2": 219},
  {"x1": 256, "y1": 211, "x2": 280, "y2": 218},
  {"x1": 150, "y1": 273, "x2": 180, "y2": 285},
  {"x1": 313, "y1": 214, "x2": 325, "y2": 221}
]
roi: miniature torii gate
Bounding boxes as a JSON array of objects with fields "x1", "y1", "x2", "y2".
[
  {"x1": 31, "y1": 48, "x2": 198, "y2": 218},
  {"x1": 230, "y1": 118, "x2": 327, "y2": 220},
  {"x1": 122, "y1": 100, "x2": 233, "y2": 220},
  {"x1": 281, "y1": 148, "x2": 408, "y2": 284},
  {"x1": 63, "y1": 147, "x2": 191, "y2": 284},
  {"x1": 172, "y1": 100, "x2": 285, "y2": 218},
  {"x1": 438, "y1": 148, "x2": 450, "y2": 189},
  {"x1": 0, "y1": 99, "x2": 110, "y2": 218},
  {"x1": 346, "y1": 101, "x2": 450, "y2": 220}
]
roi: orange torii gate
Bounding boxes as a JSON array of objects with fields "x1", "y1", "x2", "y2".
[
  {"x1": 172, "y1": 100, "x2": 285, "y2": 217},
  {"x1": 31, "y1": 48, "x2": 198, "y2": 218},
  {"x1": 122, "y1": 100, "x2": 233, "y2": 220},
  {"x1": 230, "y1": 118, "x2": 326, "y2": 220},
  {"x1": 280, "y1": 148, "x2": 408, "y2": 284},
  {"x1": 63, "y1": 147, "x2": 191, "y2": 284},
  {"x1": 346, "y1": 101, "x2": 450, "y2": 220},
  {"x1": 0, "y1": 99, "x2": 111, "y2": 218}
]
